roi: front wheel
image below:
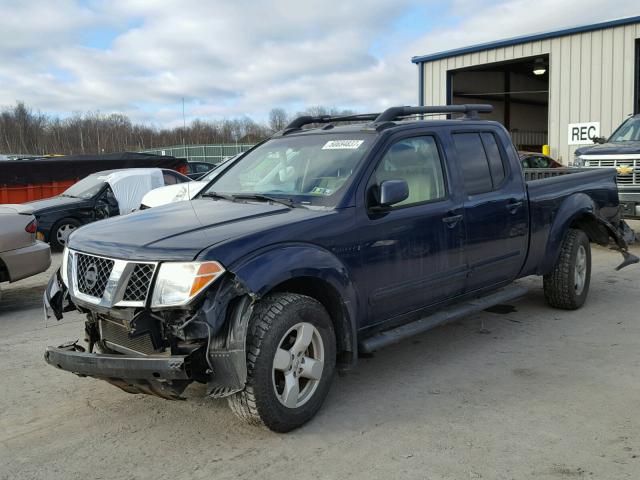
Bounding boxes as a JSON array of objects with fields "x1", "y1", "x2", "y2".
[
  {"x1": 543, "y1": 228, "x2": 591, "y2": 310},
  {"x1": 228, "y1": 293, "x2": 336, "y2": 432}
]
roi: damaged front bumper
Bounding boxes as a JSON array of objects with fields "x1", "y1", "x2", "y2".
[
  {"x1": 44, "y1": 345, "x2": 192, "y2": 399},
  {"x1": 43, "y1": 267, "x2": 253, "y2": 400}
]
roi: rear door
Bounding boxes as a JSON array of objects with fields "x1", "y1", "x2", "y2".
[
  {"x1": 451, "y1": 129, "x2": 528, "y2": 292},
  {"x1": 356, "y1": 132, "x2": 466, "y2": 326}
]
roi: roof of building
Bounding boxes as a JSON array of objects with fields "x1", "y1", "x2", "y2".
[{"x1": 412, "y1": 15, "x2": 640, "y2": 64}]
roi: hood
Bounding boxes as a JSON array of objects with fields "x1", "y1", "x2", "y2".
[
  {"x1": 68, "y1": 198, "x2": 296, "y2": 261},
  {"x1": 24, "y1": 195, "x2": 88, "y2": 213},
  {"x1": 575, "y1": 141, "x2": 640, "y2": 156},
  {"x1": 141, "y1": 181, "x2": 207, "y2": 208}
]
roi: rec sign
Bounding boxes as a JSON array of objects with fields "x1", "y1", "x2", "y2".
[{"x1": 568, "y1": 122, "x2": 600, "y2": 145}]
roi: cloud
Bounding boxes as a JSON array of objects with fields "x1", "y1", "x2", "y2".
[{"x1": 0, "y1": 0, "x2": 637, "y2": 126}]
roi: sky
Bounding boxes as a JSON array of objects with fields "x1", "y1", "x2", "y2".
[{"x1": 0, "y1": 0, "x2": 638, "y2": 127}]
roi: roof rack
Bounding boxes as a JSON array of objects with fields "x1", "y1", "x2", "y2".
[
  {"x1": 282, "y1": 113, "x2": 380, "y2": 133},
  {"x1": 374, "y1": 104, "x2": 493, "y2": 122},
  {"x1": 279, "y1": 104, "x2": 493, "y2": 135}
]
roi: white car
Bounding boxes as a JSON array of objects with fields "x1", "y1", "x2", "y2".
[
  {"x1": 139, "y1": 157, "x2": 235, "y2": 209},
  {"x1": 139, "y1": 180, "x2": 209, "y2": 209}
]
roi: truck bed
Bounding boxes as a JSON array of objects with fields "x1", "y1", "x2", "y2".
[{"x1": 521, "y1": 168, "x2": 620, "y2": 277}]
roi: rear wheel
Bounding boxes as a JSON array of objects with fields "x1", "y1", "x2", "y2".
[
  {"x1": 50, "y1": 218, "x2": 81, "y2": 250},
  {"x1": 543, "y1": 228, "x2": 591, "y2": 310},
  {"x1": 228, "y1": 293, "x2": 336, "y2": 432}
]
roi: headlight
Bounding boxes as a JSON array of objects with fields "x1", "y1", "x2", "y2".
[
  {"x1": 574, "y1": 155, "x2": 584, "y2": 167},
  {"x1": 151, "y1": 261, "x2": 225, "y2": 308},
  {"x1": 60, "y1": 246, "x2": 69, "y2": 287}
]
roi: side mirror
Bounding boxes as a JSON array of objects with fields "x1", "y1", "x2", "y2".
[
  {"x1": 377, "y1": 179, "x2": 409, "y2": 208},
  {"x1": 592, "y1": 136, "x2": 607, "y2": 144}
]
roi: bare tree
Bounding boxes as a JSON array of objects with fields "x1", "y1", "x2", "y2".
[
  {"x1": 268, "y1": 108, "x2": 288, "y2": 132},
  {"x1": 0, "y1": 102, "x2": 356, "y2": 156}
]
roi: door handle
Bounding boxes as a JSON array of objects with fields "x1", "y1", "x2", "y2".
[
  {"x1": 507, "y1": 199, "x2": 523, "y2": 214},
  {"x1": 442, "y1": 213, "x2": 463, "y2": 228}
]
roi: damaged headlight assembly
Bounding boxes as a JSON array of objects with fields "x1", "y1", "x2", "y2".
[
  {"x1": 60, "y1": 246, "x2": 70, "y2": 287},
  {"x1": 150, "y1": 261, "x2": 225, "y2": 308}
]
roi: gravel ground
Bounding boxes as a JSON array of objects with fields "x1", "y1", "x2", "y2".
[{"x1": 1, "y1": 234, "x2": 639, "y2": 480}]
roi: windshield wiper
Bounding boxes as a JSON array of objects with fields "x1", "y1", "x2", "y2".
[
  {"x1": 200, "y1": 191, "x2": 237, "y2": 202},
  {"x1": 231, "y1": 193, "x2": 300, "y2": 208}
]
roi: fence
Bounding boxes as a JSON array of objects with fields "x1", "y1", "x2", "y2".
[{"x1": 141, "y1": 144, "x2": 254, "y2": 164}]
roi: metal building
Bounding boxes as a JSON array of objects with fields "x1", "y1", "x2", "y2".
[{"x1": 412, "y1": 16, "x2": 640, "y2": 164}]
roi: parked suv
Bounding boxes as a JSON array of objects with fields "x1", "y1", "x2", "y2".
[
  {"x1": 575, "y1": 115, "x2": 640, "y2": 219},
  {"x1": 44, "y1": 105, "x2": 637, "y2": 432}
]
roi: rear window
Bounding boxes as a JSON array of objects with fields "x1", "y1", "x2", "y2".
[
  {"x1": 453, "y1": 133, "x2": 492, "y2": 195},
  {"x1": 480, "y1": 132, "x2": 506, "y2": 186},
  {"x1": 452, "y1": 132, "x2": 507, "y2": 195}
]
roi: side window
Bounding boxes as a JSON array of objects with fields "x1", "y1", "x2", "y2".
[
  {"x1": 452, "y1": 132, "x2": 507, "y2": 195},
  {"x1": 452, "y1": 133, "x2": 492, "y2": 195},
  {"x1": 163, "y1": 171, "x2": 179, "y2": 185},
  {"x1": 373, "y1": 136, "x2": 446, "y2": 207},
  {"x1": 196, "y1": 163, "x2": 212, "y2": 173},
  {"x1": 480, "y1": 132, "x2": 506, "y2": 185}
]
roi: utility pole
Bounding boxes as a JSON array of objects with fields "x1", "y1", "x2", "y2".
[{"x1": 182, "y1": 97, "x2": 187, "y2": 160}]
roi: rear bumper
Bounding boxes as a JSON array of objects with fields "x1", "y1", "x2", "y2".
[
  {"x1": 0, "y1": 241, "x2": 51, "y2": 282},
  {"x1": 44, "y1": 346, "x2": 192, "y2": 381}
]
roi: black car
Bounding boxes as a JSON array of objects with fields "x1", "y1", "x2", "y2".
[
  {"x1": 186, "y1": 161, "x2": 215, "y2": 179},
  {"x1": 29, "y1": 168, "x2": 190, "y2": 249}
]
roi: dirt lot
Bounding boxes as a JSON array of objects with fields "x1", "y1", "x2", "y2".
[{"x1": 1, "y1": 235, "x2": 639, "y2": 480}]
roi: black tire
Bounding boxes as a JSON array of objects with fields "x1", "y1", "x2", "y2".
[
  {"x1": 50, "y1": 218, "x2": 81, "y2": 250},
  {"x1": 543, "y1": 228, "x2": 591, "y2": 310},
  {"x1": 228, "y1": 293, "x2": 336, "y2": 432}
]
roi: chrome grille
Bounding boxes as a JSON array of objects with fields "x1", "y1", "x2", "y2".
[
  {"x1": 123, "y1": 263, "x2": 156, "y2": 302},
  {"x1": 76, "y1": 253, "x2": 114, "y2": 298},
  {"x1": 100, "y1": 319, "x2": 156, "y2": 355},
  {"x1": 69, "y1": 249, "x2": 157, "y2": 307},
  {"x1": 585, "y1": 158, "x2": 639, "y2": 186}
]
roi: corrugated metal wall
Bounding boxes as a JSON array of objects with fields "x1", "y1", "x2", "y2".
[{"x1": 420, "y1": 22, "x2": 639, "y2": 164}]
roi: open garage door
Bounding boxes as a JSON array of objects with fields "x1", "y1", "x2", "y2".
[{"x1": 448, "y1": 55, "x2": 549, "y2": 152}]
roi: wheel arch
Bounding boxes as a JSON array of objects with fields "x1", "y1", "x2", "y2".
[
  {"x1": 270, "y1": 276, "x2": 355, "y2": 368},
  {"x1": 228, "y1": 243, "x2": 360, "y2": 368},
  {"x1": 539, "y1": 193, "x2": 599, "y2": 275}
]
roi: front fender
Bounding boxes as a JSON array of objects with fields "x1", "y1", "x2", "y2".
[{"x1": 230, "y1": 242, "x2": 360, "y2": 346}]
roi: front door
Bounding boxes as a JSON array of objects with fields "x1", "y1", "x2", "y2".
[
  {"x1": 357, "y1": 133, "x2": 466, "y2": 327},
  {"x1": 451, "y1": 130, "x2": 528, "y2": 291}
]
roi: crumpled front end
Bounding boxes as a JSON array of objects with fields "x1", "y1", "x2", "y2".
[{"x1": 43, "y1": 249, "x2": 254, "y2": 400}]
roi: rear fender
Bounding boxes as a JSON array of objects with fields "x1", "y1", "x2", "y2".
[{"x1": 540, "y1": 194, "x2": 638, "y2": 274}]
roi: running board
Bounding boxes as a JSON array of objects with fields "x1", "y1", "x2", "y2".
[{"x1": 359, "y1": 285, "x2": 529, "y2": 353}]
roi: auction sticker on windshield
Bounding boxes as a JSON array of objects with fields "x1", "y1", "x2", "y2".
[{"x1": 322, "y1": 140, "x2": 364, "y2": 150}]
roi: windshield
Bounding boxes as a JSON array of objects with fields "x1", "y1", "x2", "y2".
[
  {"x1": 609, "y1": 117, "x2": 640, "y2": 142},
  {"x1": 62, "y1": 173, "x2": 107, "y2": 199},
  {"x1": 200, "y1": 133, "x2": 375, "y2": 207}
]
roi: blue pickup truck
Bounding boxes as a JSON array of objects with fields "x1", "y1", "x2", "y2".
[
  {"x1": 575, "y1": 114, "x2": 640, "y2": 219},
  {"x1": 44, "y1": 105, "x2": 637, "y2": 432}
]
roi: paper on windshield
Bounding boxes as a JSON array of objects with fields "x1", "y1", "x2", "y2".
[
  {"x1": 321, "y1": 140, "x2": 364, "y2": 150},
  {"x1": 106, "y1": 168, "x2": 164, "y2": 214}
]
